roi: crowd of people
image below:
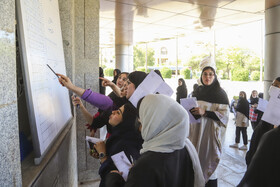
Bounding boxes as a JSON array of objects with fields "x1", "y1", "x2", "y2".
[{"x1": 56, "y1": 66, "x2": 280, "y2": 187}]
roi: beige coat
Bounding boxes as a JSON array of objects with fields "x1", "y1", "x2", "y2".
[
  {"x1": 235, "y1": 111, "x2": 249, "y2": 127},
  {"x1": 189, "y1": 100, "x2": 229, "y2": 182}
]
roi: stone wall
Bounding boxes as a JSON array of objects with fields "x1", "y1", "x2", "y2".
[
  {"x1": 0, "y1": 0, "x2": 100, "y2": 185},
  {"x1": 73, "y1": 0, "x2": 100, "y2": 182},
  {"x1": 0, "y1": 0, "x2": 22, "y2": 186}
]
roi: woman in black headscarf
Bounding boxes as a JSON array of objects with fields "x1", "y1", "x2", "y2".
[
  {"x1": 112, "y1": 69, "x2": 121, "y2": 84},
  {"x1": 189, "y1": 66, "x2": 229, "y2": 187},
  {"x1": 176, "y1": 78, "x2": 188, "y2": 103},
  {"x1": 93, "y1": 103, "x2": 143, "y2": 187},
  {"x1": 126, "y1": 71, "x2": 147, "y2": 99},
  {"x1": 229, "y1": 91, "x2": 249, "y2": 150},
  {"x1": 99, "y1": 67, "x2": 106, "y2": 95}
]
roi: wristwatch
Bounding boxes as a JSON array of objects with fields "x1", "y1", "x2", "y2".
[{"x1": 99, "y1": 152, "x2": 106, "y2": 159}]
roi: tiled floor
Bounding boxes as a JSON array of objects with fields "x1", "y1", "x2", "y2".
[
  {"x1": 79, "y1": 113, "x2": 252, "y2": 187},
  {"x1": 217, "y1": 113, "x2": 253, "y2": 187}
]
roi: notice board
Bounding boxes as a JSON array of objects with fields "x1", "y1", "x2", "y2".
[{"x1": 16, "y1": 0, "x2": 72, "y2": 164}]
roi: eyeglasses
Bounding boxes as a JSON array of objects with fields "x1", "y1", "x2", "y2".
[{"x1": 202, "y1": 73, "x2": 214, "y2": 77}]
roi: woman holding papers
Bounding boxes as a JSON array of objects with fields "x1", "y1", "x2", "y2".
[
  {"x1": 245, "y1": 77, "x2": 280, "y2": 167},
  {"x1": 107, "y1": 94, "x2": 205, "y2": 187},
  {"x1": 126, "y1": 71, "x2": 147, "y2": 99},
  {"x1": 189, "y1": 66, "x2": 229, "y2": 187},
  {"x1": 93, "y1": 103, "x2": 142, "y2": 187},
  {"x1": 229, "y1": 91, "x2": 249, "y2": 150}
]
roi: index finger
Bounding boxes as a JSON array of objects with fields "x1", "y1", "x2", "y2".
[{"x1": 57, "y1": 73, "x2": 66, "y2": 79}]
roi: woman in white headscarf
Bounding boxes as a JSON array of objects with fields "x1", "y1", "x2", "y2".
[{"x1": 106, "y1": 94, "x2": 205, "y2": 187}]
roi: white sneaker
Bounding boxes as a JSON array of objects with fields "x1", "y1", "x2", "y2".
[
  {"x1": 229, "y1": 143, "x2": 239, "y2": 148},
  {"x1": 239, "y1": 145, "x2": 248, "y2": 150}
]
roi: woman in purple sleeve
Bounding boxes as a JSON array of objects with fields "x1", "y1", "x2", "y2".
[
  {"x1": 58, "y1": 73, "x2": 128, "y2": 111},
  {"x1": 57, "y1": 72, "x2": 129, "y2": 138}
]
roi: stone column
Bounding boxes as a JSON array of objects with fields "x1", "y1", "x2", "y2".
[
  {"x1": 0, "y1": 0, "x2": 22, "y2": 186},
  {"x1": 115, "y1": 3, "x2": 134, "y2": 72},
  {"x1": 115, "y1": 44, "x2": 133, "y2": 72},
  {"x1": 74, "y1": 0, "x2": 100, "y2": 182},
  {"x1": 264, "y1": 0, "x2": 280, "y2": 99},
  {"x1": 58, "y1": 0, "x2": 78, "y2": 185}
]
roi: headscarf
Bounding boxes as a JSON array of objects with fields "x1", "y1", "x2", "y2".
[
  {"x1": 249, "y1": 90, "x2": 259, "y2": 105},
  {"x1": 154, "y1": 70, "x2": 164, "y2": 80},
  {"x1": 236, "y1": 91, "x2": 249, "y2": 119},
  {"x1": 178, "y1": 78, "x2": 187, "y2": 89},
  {"x1": 106, "y1": 103, "x2": 142, "y2": 153},
  {"x1": 177, "y1": 78, "x2": 188, "y2": 93},
  {"x1": 193, "y1": 66, "x2": 229, "y2": 105},
  {"x1": 112, "y1": 69, "x2": 121, "y2": 84},
  {"x1": 99, "y1": 67, "x2": 106, "y2": 95},
  {"x1": 128, "y1": 71, "x2": 147, "y2": 89},
  {"x1": 111, "y1": 103, "x2": 137, "y2": 136},
  {"x1": 139, "y1": 94, "x2": 205, "y2": 187},
  {"x1": 177, "y1": 78, "x2": 188, "y2": 102}
]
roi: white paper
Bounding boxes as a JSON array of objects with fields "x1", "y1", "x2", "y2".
[
  {"x1": 85, "y1": 136, "x2": 102, "y2": 148},
  {"x1": 262, "y1": 86, "x2": 280, "y2": 126},
  {"x1": 129, "y1": 70, "x2": 173, "y2": 107},
  {"x1": 257, "y1": 98, "x2": 268, "y2": 112},
  {"x1": 111, "y1": 151, "x2": 132, "y2": 181},
  {"x1": 154, "y1": 81, "x2": 174, "y2": 96},
  {"x1": 180, "y1": 97, "x2": 201, "y2": 123}
]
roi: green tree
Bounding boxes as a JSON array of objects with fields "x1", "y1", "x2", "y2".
[
  {"x1": 227, "y1": 47, "x2": 251, "y2": 68},
  {"x1": 133, "y1": 45, "x2": 155, "y2": 70},
  {"x1": 180, "y1": 68, "x2": 191, "y2": 79},
  {"x1": 216, "y1": 47, "x2": 261, "y2": 80},
  {"x1": 186, "y1": 54, "x2": 208, "y2": 75},
  {"x1": 250, "y1": 71, "x2": 260, "y2": 81},
  {"x1": 216, "y1": 48, "x2": 233, "y2": 79},
  {"x1": 104, "y1": 68, "x2": 114, "y2": 76},
  {"x1": 245, "y1": 56, "x2": 261, "y2": 73},
  {"x1": 160, "y1": 67, "x2": 172, "y2": 78},
  {"x1": 231, "y1": 68, "x2": 249, "y2": 81}
]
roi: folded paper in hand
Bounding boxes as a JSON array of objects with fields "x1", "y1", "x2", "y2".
[
  {"x1": 85, "y1": 136, "x2": 102, "y2": 148},
  {"x1": 257, "y1": 98, "x2": 268, "y2": 112},
  {"x1": 180, "y1": 97, "x2": 201, "y2": 123},
  {"x1": 111, "y1": 151, "x2": 132, "y2": 181},
  {"x1": 129, "y1": 70, "x2": 173, "y2": 107},
  {"x1": 261, "y1": 86, "x2": 280, "y2": 126}
]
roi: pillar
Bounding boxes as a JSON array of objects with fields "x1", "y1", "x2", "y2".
[
  {"x1": 115, "y1": 2, "x2": 134, "y2": 72},
  {"x1": 0, "y1": 0, "x2": 22, "y2": 186},
  {"x1": 264, "y1": 0, "x2": 280, "y2": 99}
]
